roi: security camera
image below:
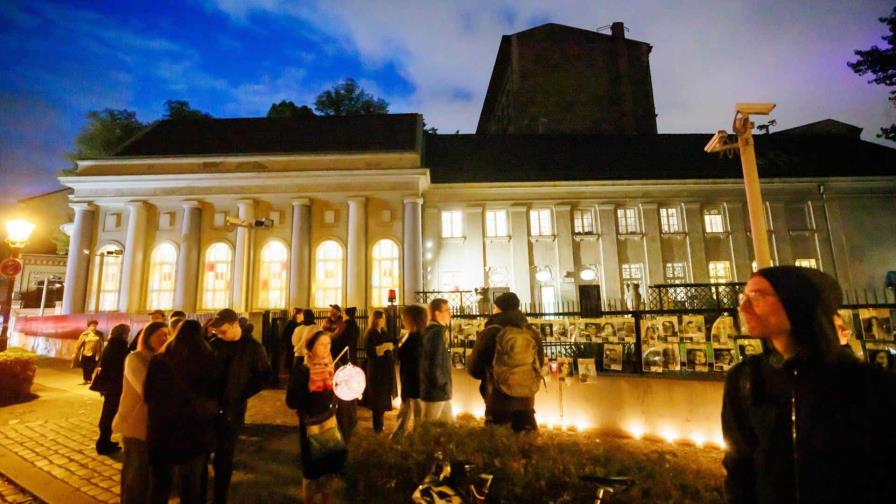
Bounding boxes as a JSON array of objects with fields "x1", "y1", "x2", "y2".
[
  {"x1": 735, "y1": 103, "x2": 776, "y2": 116},
  {"x1": 225, "y1": 216, "x2": 246, "y2": 227},
  {"x1": 704, "y1": 130, "x2": 735, "y2": 153},
  {"x1": 252, "y1": 218, "x2": 274, "y2": 228}
]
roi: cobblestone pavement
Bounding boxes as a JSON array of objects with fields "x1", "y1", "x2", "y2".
[{"x1": 0, "y1": 473, "x2": 42, "y2": 504}]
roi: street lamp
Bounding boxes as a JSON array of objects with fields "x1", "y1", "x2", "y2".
[
  {"x1": 1, "y1": 218, "x2": 35, "y2": 352},
  {"x1": 704, "y1": 103, "x2": 775, "y2": 270}
]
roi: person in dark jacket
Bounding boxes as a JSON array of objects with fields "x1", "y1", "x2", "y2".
[
  {"x1": 468, "y1": 292, "x2": 544, "y2": 432},
  {"x1": 390, "y1": 304, "x2": 426, "y2": 442},
  {"x1": 722, "y1": 266, "x2": 896, "y2": 503},
  {"x1": 365, "y1": 310, "x2": 397, "y2": 433},
  {"x1": 208, "y1": 309, "x2": 271, "y2": 504},
  {"x1": 144, "y1": 320, "x2": 219, "y2": 504},
  {"x1": 95, "y1": 323, "x2": 131, "y2": 454},
  {"x1": 281, "y1": 308, "x2": 302, "y2": 372},
  {"x1": 330, "y1": 306, "x2": 360, "y2": 442},
  {"x1": 420, "y1": 298, "x2": 453, "y2": 422}
]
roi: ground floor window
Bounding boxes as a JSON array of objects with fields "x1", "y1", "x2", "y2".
[{"x1": 708, "y1": 261, "x2": 732, "y2": 283}]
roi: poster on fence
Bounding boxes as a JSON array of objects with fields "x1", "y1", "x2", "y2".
[
  {"x1": 578, "y1": 358, "x2": 597, "y2": 383},
  {"x1": 557, "y1": 356, "x2": 574, "y2": 383},
  {"x1": 529, "y1": 319, "x2": 557, "y2": 341},
  {"x1": 576, "y1": 319, "x2": 602, "y2": 342},
  {"x1": 657, "y1": 316, "x2": 679, "y2": 342},
  {"x1": 859, "y1": 308, "x2": 893, "y2": 341},
  {"x1": 451, "y1": 349, "x2": 466, "y2": 370},
  {"x1": 451, "y1": 319, "x2": 483, "y2": 343},
  {"x1": 685, "y1": 343, "x2": 709, "y2": 372},
  {"x1": 602, "y1": 343, "x2": 624, "y2": 371},
  {"x1": 642, "y1": 344, "x2": 664, "y2": 373},
  {"x1": 613, "y1": 317, "x2": 637, "y2": 343},
  {"x1": 680, "y1": 315, "x2": 706, "y2": 343},
  {"x1": 711, "y1": 315, "x2": 737, "y2": 344},
  {"x1": 661, "y1": 343, "x2": 681, "y2": 371},
  {"x1": 836, "y1": 310, "x2": 864, "y2": 358},
  {"x1": 713, "y1": 346, "x2": 735, "y2": 372},
  {"x1": 866, "y1": 342, "x2": 896, "y2": 371},
  {"x1": 737, "y1": 338, "x2": 763, "y2": 360},
  {"x1": 640, "y1": 317, "x2": 662, "y2": 344}
]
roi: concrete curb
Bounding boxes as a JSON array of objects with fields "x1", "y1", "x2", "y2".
[{"x1": 0, "y1": 444, "x2": 98, "y2": 504}]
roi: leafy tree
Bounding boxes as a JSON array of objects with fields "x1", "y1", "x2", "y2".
[
  {"x1": 266, "y1": 100, "x2": 316, "y2": 118},
  {"x1": 163, "y1": 99, "x2": 212, "y2": 120},
  {"x1": 849, "y1": 7, "x2": 896, "y2": 141},
  {"x1": 67, "y1": 109, "x2": 144, "y2": 161},
  {"x1": 313, "y1": 78, "x2": 389, "y2": 115}
]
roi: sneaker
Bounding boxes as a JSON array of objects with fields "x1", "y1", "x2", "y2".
[{"x1": 96, "y1": 442, "x2": 121, "y2": 455}]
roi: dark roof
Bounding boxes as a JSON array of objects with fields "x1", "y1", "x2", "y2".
[
  {"x1": 424, "y1": 133, "x2": 896, "y2": 183},
  {"x1": 111, "y1": 114, "x2": 421, "y2": 158},
  {"x1": 775, "y1": 119, "x2": 862, "y2": 139}
]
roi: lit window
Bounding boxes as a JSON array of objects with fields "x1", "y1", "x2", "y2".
[
  {"x1": 795, "y1": 258, "x2": 817, "y2": 269},
  {"x1": 616, "y1": 208, "x2": 640, "y2": 234},
  {"x1": 371, "y1": 239, "x2": 400, "y2": 306},
  {"x1": 95, "y1": 245, "x2": 123, "y2": 312},
  {"x1": 530, "y1": 209, "x2": 553, "y2": 236},
  {"x1": 314, "y1": 240, "x2": 344, "y2": 307},
  {"x1": 258, "y1": 241, "x2": 289, "y2": 309},
  {"x1": 703, "y1": 208, "x2": 725, "y2": 233},
  {"x1": 202, "y1": 242, "x2": 232, "y2": 310},
  {"x1": 621, "y1": 263, "x2": 643, "y2": 283},
  {"x1": 660, "y1": 207, "x2": 682, "y2": 233},
  {"x1": 664, "y1": 262, "x2": 687, "y2": 284},
  {"x1": 146, "y1": 243, "x2": 177, "y2": 310},
  {"x1": 541, "y1": 286, "x2": 556, "y2": 310},
  {"x1": 485, "y1": 209, "x2": 508, "y2": 237},
  {"x1": 441, "y1": 211, "x2": 463, "y2": 238},
  {"x1": 709, "y1": 261, "x2": 732, "y2": 283},
  {"x1": 574, "y1": 209, "x2": 595, "y2": 234}
]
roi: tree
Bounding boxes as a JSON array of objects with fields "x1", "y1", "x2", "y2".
[
  {"x1": 266, "y1": 100, "x2": 316, "y2": 118},
  {"x1": 163, "y1": 99, "x2": 212, "y2": 120},
  {"x1": 313, "y1": 78, "x2": 389, "y2": 115},
  {"x1": 848, "y1": 7, "x2": 896, "y2": 141},
  {"x1": 67, "y1": 109, "x2": 144, "y2": 161}
]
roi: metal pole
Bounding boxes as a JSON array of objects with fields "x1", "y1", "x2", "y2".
[
  {"x1": 39, "y1": 277, "x2": 49, "y2": 317},
  {"x1": 0, "y1": 249, "x2": 22, "y2": 352},
  {"x1": 734, "y1": 115, "x2": 773, "y2": 269}
]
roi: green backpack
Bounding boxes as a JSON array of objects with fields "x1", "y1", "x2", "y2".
[{"x1": 491, "y1": 325, "x2": 542, "y2": 398}]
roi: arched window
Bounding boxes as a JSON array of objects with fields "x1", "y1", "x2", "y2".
[
  {"x1": 95, "y1": 244, "x2": 123, "y2": 311},
  {"x1": 258, "y1": 240, "x2": 289, "y2": 309},
  {"x1": 313, "y1": 240, "x2": 344, "y2": 308},
  {"x1": 371, "y1": 239, "x2": 400, "y2": 306},
  {"x1": 203, "y1": 242, "x2": 232, "y2": 310},
  {"x1": 146, "y1": 243, "x2": 178, "y2": 310}
]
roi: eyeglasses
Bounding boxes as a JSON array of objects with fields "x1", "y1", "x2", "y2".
[{"x1": 738, "y1": 290, "x2": 777, "y2": 307}]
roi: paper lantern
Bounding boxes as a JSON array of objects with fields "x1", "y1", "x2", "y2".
[{"x1": 334, "y1": 363, "x2": 366, "y2": 401}]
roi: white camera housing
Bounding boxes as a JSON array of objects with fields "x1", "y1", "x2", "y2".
[{"x1": 704, "y1": 130, "x2": 732, "y2": 153}]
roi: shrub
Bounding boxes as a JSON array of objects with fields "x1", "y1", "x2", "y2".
[
  {"x1": 0, "y1": 348, "x2": 37, "y2": 404},
  {"x1": 343, "y1": 416, "x2": 724, "y2": 503}
]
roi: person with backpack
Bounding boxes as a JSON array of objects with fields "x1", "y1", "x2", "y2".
[{"x1": 468, "y1": 292, "x2": 545, "y2": 432}]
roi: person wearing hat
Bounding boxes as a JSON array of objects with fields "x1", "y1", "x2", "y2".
[
  {"x1": 207, "y1": 309, "x2": 271, "y2": 504},
  {"x1": 467, "y1": 292, "x2": 544, "y2": 432},
  {"x1": 722, "y1": 266, "x2": 896, "y2": 503},
  {"x1": 322, "y1": 304, "x2": 344, "y2": 334}
]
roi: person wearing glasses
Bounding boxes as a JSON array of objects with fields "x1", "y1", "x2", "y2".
[{"x1": 722, "y1": 266, "x2": 896, "y2": 503}]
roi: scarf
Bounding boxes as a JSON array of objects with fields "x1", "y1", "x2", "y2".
[{"x1": 306, "y1": 353, "x2": 334, "y2": 392}]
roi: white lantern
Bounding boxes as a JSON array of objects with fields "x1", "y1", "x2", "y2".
[{"x1": 333, "y1": 363, "x2": 366, "y2": 401}]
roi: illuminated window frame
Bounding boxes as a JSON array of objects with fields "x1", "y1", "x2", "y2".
[
  {"x1": 95, "y1": 245, "x2": 123, "y2": 312},
  {"x1": 313, "y1": 240, "x2": 344, "y2": 308},
  {"x1": 529, "y1": 208, "x2": 553, "y2": 236},
  {"x1": 703, "y1": 208, "x2": 725, "y2": 233},
  {"x1": 146, "y1": 242, "x2": 178, "y2": 310},
  {"x1": 484, "y1": 209, "x2": 508, "y2": 238},
  {"x1": 709, "y1": 261, "x2": 732, "y2": 283},
  {"x1": 573, "y1": 209, "x2": 595, "y2": 234},
  {"x1": 795, "y1": 258, "x2": 818, "y2": 269},
  {"x1": 441, "y1": 211, "x2": 463, "y2": 238},
  {"x1": 660, "y1": 207, "x2": 682, "y2": 233},
  {"x1": 202, "y1": 242, "x2": 233, "y2": 310},
  {"x1": 371, "y1": 239, "x2": 401, "y2": 306},
  {"x1": 616, "y1": 208, "x2": 640, "y2": 234},
  {"x1": 258, "y1": 240, "x2": 289, "y2": 309}
]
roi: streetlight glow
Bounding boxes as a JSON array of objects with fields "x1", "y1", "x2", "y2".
[{"x1": 5, "y1": 219, "x2": 35, "y2": 248}]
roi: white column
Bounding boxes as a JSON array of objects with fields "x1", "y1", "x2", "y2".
[
  {"x1": 289, "y1": 198, "x2": 312, "y2": 309},
  {"x1": 174, "y1": 201, "x2": 202, "y2": 312},
  {"x1": 508, "y1": 206, "x2": 532, "y2": 303},
  {"x1": 118, "y1": 201, "x2": 148, "y2": 313},
  {"x1": 683, "y1": 202, "x2": 709, "y2": 282},
  {"x1": 726, "y1": 202, "x2": 751, "y2": 281},
  {"x1": 554, "y1": 205, "x2": 577, "y2": 302},
  {"x1": 639, "y1": 203, "x2": 664, "y2": 285},
  {"x1": 62, "y1": 203, "x2": 96, "y2": 314},
  {"x1": 596, "y1": 204, "x2": 621, "y2": 304},
  {"x1": 346, "y1": 197, "x2": 367, "y2": 309},
  {"x1": 463, "y1": 207, "x2": 485, "y2": 288},
  {"x1": 402, "y1": 197, "x2": 423, "y2": 304},
  {"x1": 232, "y1": 199, "x2": 255, "y2": 312}
]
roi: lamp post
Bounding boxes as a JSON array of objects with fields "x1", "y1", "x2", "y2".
[
  {"x1": 704, "y1": 103, "x2": 775, "y2": 270},
  {"x1": 1, "y1": 219, "x2": 35, "y2": 352}
]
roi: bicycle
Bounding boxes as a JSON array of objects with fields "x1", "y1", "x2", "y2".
[
  {"x1": 579, "y1": 473, "x2": 634, "y2": 503},
  {"x1": 412, "y1": 451, "x2": 494, "y2": 504}
]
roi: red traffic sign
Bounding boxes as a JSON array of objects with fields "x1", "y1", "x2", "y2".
[{"x1": 0, "y1": 257, "x2": 23, "y2": 278}]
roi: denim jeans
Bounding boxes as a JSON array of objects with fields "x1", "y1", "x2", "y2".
[
  {"x1": 421, "y1": 400, "x2": 453, "y2": 423},
  {"x1": 390, "y1": 397, "x2": 422, "y2": 441},
  {"x1": 121, "y1": 437, "x2": 149, "y2": 504}
]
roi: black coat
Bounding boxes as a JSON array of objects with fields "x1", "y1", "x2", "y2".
[
  {"x1": 98, "y1": 334, "x2": 130, "y2": 396},
  {"x1": 398, "y1": 331, "x2": 422, "y2": 399},
  {"x1": 331, "y1": 319, "x2": 359, "y2": 365},
  {"x1": 420, "y1": 322, "x2": 452, "y2": 402},
  {"x1": 286, "y1": 365, "x2": 345, "y2": 480},
  {"x1": 210, "y1": 335, "x2": 271, "y2": 428},
  {"x1": 365, "y1": 328, "x2": 397, "y2": 412},
  {"x1": 722, "y1": 351, "x2": 896, "y2": 503}
]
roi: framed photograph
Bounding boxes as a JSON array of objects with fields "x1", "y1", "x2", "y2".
[
  {"x1": 661, "y1": 343, "x2": 681, "y2": 371},
  {"x1": 713, "y1": 345, "x2": 735, "y2": 372},
  {"x1": 598, "y1": 318, "x2": 618, "y2": 342},
  {"x1": 451, "y1": 319, "x2": 482, "y2": 344},
  {"x1": 859, "y1": 308, "x2": 893, "y2": 341},
  {"x1": 680, "y1": 315, "x2": 706, "y2": 343},
  {"x1": 451, "y1": 349, "x2": 466, "y2": 370},
  {"x1": 613, "y1": 317, "x2": 637, "y2": 343},
  {"x1": 578, "y1": 357, "x2": 597, "y2": 383},
  {"x1": 657, "y1": 316, "x2": 679, "y2": 342},
  {"x1": 865, "y1": 342, "x2": 896, "y2": 371},
  {"x1": 550, "y1": 319, "x2": 571, "y2": 341},
  {"x1": 577, "y1": 318, "x2": 603, "y2": 342},
  {"x1": 737, "y1": 338, "x2": 763, "y2": 360},
  {"x1": 602, "y1": 343, "x2": 624, "y2": 371},
  {"x1": 685, "y1": 343, "x2": 709, "y2": 372},
  {"x1": 711, "y1": 314, "x2": 737, "y2": 344},
  {"x1": 557, "y1": 357, "x2": 574, "y2": 382},
  {"x1": 836, "y1": 310, "x2": 864, "y2": 359},
  {"x1": 640, "y1": 316, "x2": 661, "y2": 345},
  {"x1": 641, "y1": 343, "x2": 665, "y2": 373}
]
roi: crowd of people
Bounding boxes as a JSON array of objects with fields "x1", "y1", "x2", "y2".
[{"x1": 69, "y1": 265, "x2": 896, "y2": 503}]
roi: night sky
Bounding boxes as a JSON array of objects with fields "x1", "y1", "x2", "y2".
[{"x1": 1, "y1": 0, "x2": 893, "y2": 211}]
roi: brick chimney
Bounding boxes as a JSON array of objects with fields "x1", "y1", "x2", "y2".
[{"x1": 611, "y1": 21, "x2": 625, "y2": 38}]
